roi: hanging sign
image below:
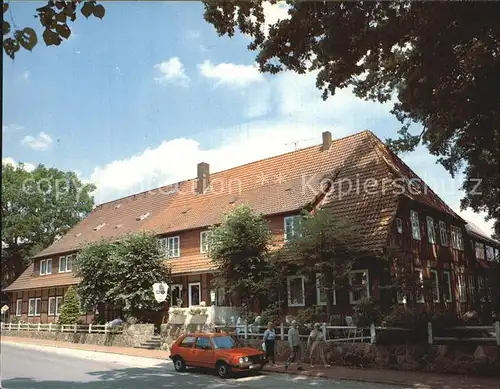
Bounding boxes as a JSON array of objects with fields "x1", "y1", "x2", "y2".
[{"x1": 153, "y1": 282, "x2": 169, "y2": 303}]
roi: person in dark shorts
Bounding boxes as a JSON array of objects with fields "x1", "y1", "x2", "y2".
[
  {"x1": 285, "y1": 320, "x2": 303, "y2": 370},
  {"x1": 263, "y1": 321, "x2": 277, "y2": 365}
]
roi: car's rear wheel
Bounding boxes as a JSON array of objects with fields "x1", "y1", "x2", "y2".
[
  {"x1": 216, "y1": 361, "x2": 231, "y2": 378},
  {"x1": 173, "y1": 356, "x2": 186, "y2": 372}
]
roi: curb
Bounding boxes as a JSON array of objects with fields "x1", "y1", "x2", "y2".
[{"x1": 261, "y1": 368, "x2": 433, "y2": 388}]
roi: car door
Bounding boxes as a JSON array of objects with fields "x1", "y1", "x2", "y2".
[
  {"x1": 177, "y1": 335, "x2": 197, "y2": 365},
  {"x1": 192, "y1": 336, "x2": 214, "y2": 368}
]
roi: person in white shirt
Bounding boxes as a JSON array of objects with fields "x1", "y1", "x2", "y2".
[
  {"x1": 263, "y1": 322, "x2": 277, "y2": 365},
  {"x1": 284, "y1": 321, "x2": 303, "y2": 370},
  {"x1": 307, "y1": 322, "x2": 330, "y2": 368}
]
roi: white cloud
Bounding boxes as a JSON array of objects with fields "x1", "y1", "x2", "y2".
[
  {"x1": 2, "y1": 157, "x2": 36, "y2": 172},
  {"x1": 198, "y1": 60, "x2": 265, "y2": 88},
  {"x1": 2, "y1": 124, "x2": 24, "y2": 133},
  {"x1": 237, "y1": 1, "x2": 291, "y2": 39},
  {"x1": 82, "y1": 69, "x2": 391, "y2": 204},
  {"x1": 21, "y1": 132, "x2": 53, "y2": 151},
  {"x1": 154, "y1": 57, "x2": 190, "y2": 87},
  {"x1": 23, "y1": 71, "x2": 30, "y2": 81}
]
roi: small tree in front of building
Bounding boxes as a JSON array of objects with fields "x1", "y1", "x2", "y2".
[
  {"x1": 282, "y1": 209, "x2": 364, "y2": 318},
  {"x1": 209, "y1": 204, "x2": 273, "y2": 310},
  {"x1": 58, "y1": 286, "x2": 82, "y2": 325},
  {"x1": 75, "y1": 232, "x2": 172, "y2": 322}
]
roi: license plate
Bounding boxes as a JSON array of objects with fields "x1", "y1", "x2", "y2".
[{"x1": 249, "y1": 364, "x2": 261, "y2": 369}]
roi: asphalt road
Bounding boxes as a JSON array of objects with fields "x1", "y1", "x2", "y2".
[{"x1": 1, "y1": 342, "x2": 410, "y2": 389}]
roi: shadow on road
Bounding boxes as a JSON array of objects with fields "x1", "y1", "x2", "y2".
[{"x1": 2, "y1": 363, "x2": 264, "y2": 389}]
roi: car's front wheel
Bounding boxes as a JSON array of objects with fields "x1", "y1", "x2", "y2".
[
  {"x1": 173, "y1": 356, "x2": 186, "y2": 372},
  {"x1": 216, "y1": 361, "x2": 231, "y2": 378}
]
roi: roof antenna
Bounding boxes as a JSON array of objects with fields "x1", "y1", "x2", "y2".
[{"x1": 285, "y1": 137, "x2": 317, "y2": 151}]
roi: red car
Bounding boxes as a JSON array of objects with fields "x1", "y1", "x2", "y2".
[{"x1": 169, "y1": 332, "x2": 268, "y2": 378}]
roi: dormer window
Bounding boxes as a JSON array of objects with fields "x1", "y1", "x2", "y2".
[
  {"x1": 115, "y1": 224, "x2": 123, "y2": 229},
  {"x1": 40, "y1": 258, "x2": 52, "y2": 275},
  {"x1": 136, "y1": 212, "x2": 150, "y2": 221},
  {"x1": 93, "y1": 223, "x2": 106, "y2": 231},
  {"x1": 75, "y1": 232, "x2": 82, "y2": 238}
]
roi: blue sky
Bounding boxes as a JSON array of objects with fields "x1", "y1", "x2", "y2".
[{"x1": 2, "y1": 1, "x2": 494, "y2": 235}]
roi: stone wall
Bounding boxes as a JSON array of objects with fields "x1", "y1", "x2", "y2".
[
  {"x1": 239, "y1": 338, "x2": 500, "y2": 377},
  {"x1": 1, "y1": 324, "x2": 155, "y2": 348}
]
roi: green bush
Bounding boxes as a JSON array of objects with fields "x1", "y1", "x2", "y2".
[
  {"x1": 58, "y1": 286, "x2": 82, "y2": 325},
  {"x1": 353, "y1": 297, "x2": 383, "y2": 327}
]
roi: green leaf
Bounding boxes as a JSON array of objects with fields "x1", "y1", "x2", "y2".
[
  {"x1": 14, "y1": 28, "x2": 38, "y2": 51},
  {"x1": 42, "y1": 28, "x2": 62, "y2": 46},
  {"x1": 3, "y1": 20, "x2": 10, "y2": 35},
  {"x1": 80, "y1": 2, "x2": 94, "y2": 18},
  {"x1": 3, "y1": 37, "x2": 20, "y2": 60},
  {"x1": 92, "y1": 4, "x2": 105, "y2": 19},
  {"x1": 55, "y1": 23, "x2": 71, "y2": 39}
]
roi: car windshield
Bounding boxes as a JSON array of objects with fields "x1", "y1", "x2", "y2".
[{"x1": 212, "y1": 336, "x2": 235, "y2": 349}]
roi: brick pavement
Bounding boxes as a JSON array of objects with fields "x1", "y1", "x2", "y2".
[{"x1": 2, "y1": 336, "x2": 499, "y2": 389}]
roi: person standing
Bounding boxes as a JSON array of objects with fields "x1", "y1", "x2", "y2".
[
  {"x1": 263, "y1": 322, "x2": 277, "y2": 366},
  {"x1": 285, "y1": 320, "x2": 303, "y2": 370},
  {"x1": 307, "y1": 322, "x2": 330, "y2": 368}
]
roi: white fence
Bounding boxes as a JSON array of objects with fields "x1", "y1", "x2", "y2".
[
  {"x1": 0, "y1": 322, "x2": 123, "y2": 334},
  {"x1": 213, "y1": 321, "x2": 500, "y2": 345}
]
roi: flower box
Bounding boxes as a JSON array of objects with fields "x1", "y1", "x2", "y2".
[
  {"x1": 169, "y1": 314, "x2": 187, "y2": 325},
  {"x1": 189, "y1": 314, "x2": 208, "y2": 325}
]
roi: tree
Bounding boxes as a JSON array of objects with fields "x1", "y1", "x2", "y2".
[
  {"x1": 202, "y1": 1, "x2": 500, "y2": 236},
  {"x1": 58, "y1": 286, "x2": 82, "y2": 324},
  {"x1": 281, "y1": 209, "x2": 363, "y2": 317},
  {"x1": 76, "y1": 232, "x2": 171, "y2": 321},
  {"x1": 3, "y1": 1, "x2": 105, "y2": 59},
  {"x1": 1, "y1": 162, "x2": 95, "y2": 294},
  {"x1": 209, "y1": 204, "x2": 273, "y2": 311}
]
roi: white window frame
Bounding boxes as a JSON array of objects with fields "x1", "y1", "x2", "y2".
[
  {"x1": 170, "y1": 284, "x2": 182, "y2": 306},
  {"x1": 475, "y1": 242, "x2": 485, "y2": 260},
  {"x1": 485, "y1": 245, "x2": 494, "y2": 261},
  {"x1": 316, "y1": 273, "x2": 336, "y2": 306},
  {"x1": 40, "y1": 259, "x2": 48, "y2": 275},
  {"x1": 47, "y1": 258, "x2": 52, "y2": 274},
  {"x1": 443, "y1": 270, "x2": 452, "y2": 303},
  {"x1": 16, "y1": 299, "x2": 22, "y2": 316},
  {"x1": 426, "y1": 216, "x2": 436, "y2": 244},
  {"x1": 287, "y1": 276, "x2": 305, "y2": 307},
  {"x1": 65, "y1": 255, "x2": 73, "y2": 272},
  {"x1": 28, "y1": 298, "x2": 41, "y2": 317},
  {"x1": 161, "y1": 236, "x2": 180, "y2": 258},
  {"x1": 200, "y1": 231, "x2": 212, "y2": 254},
  {"x1": 430, "y1": 269, "x2": 440, "y2": 303},
  {"x1": 188, "y1": 282, "x2": 201, "y2": 307},
  {"x1": 56, "y1": 296, "x2": 63, "y2": 316},
  {"x1": 410, "y1": 210, "x2": 421, "y2": 240},
  {"x1": 450, "y1": 226, "x2": 464, "y2": 250},
  {"x1": 284, "y1": 215, "x2": 300, "y2": 242},
  {"x1": 396, "y1": 218, "x2": 403, "y2": 234},
  {"x1": 415, "y1": 268, "x2": 425, "y2": 303},
  {"x1": 439, "y1": 221, "x2": 448, "y2": 246},
  {"x1": 458, "y1": 274, "x2": 467, "y2": 302},
  {"x1": 349, "y1": 269, "x2": 370, "y2": 304},
  {"x1": 59, "y1": 256, "x2": 67, "y2": 273},
  {"x1": 48, "y1": 297, "x2": 56, "y2": 316}
]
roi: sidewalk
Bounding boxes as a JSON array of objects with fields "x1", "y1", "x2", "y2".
[{"x1": 2, "y1": 336, "x2": 499, "y2": 389}]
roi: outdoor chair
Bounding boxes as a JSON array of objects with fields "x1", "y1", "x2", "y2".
[{"x1": 345, "y1": 316, "x2": 363, "y2": 342}]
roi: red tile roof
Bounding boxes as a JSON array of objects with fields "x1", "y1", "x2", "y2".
[{"x1": 4, "y1": 130, "x2": 462, "y2": 292}]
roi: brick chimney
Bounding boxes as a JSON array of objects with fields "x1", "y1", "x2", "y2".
[
  {"x1": 197, "y1": 162, "x2": 210, "y2": 194},
  {"x1": 322, "y1": 131, "x2": 332, "y2": 151}
]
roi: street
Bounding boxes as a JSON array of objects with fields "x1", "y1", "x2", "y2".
[{"x1": 0, "y1": 342, "x2": 410, "y2": 389}]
